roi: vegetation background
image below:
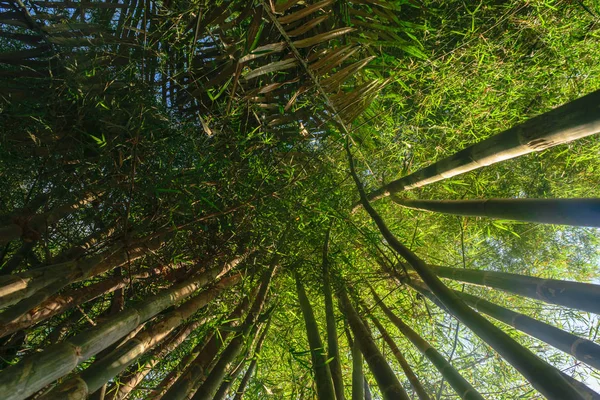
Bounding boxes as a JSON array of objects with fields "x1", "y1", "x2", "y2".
[{"x1": 0, "y1": 0, "x2": 599, "y2": 399}]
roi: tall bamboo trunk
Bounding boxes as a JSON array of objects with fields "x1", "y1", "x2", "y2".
[
  {"x1": 147, "y1": 329, "x2": 216, "y2": 400},
  {"x1": 346, "y1": 328, "x2": 364, "y2": 400},
  {"x1": 413, "y1": 263, "x2": 600, "y2": 314},
  {"x1": 391, "y1": 198, "x2": 600, "y2": 227},
  {"x1": 191, "y1": 265, "x2": 277, "y2": 400},
  {"x1": 41, "y1": 274, "x2": 240, "y2": 398},
  {"x1": 0, "y1": 265, "x2": 180, "y2": 339},
  {"x1": 322, "y1": 228, "x2": 345, "y2": 400},
  {"x1": 212, "y1": 322, "x2": 266, "y2": 400},
  {"x1": 162, "y1": 291, "x2": 256, "y2": 400},
  {"x1": 105, "y1": 319, "x2": 207, "y2": 400},
  {"x1": 338, "y1": 288, "x2": 409, "y2": 400},
  {"x1": 345, "y1": 139, "x2": 588, "y2": 400},
  {"x1": 0, "y1": 231, "x2": 165, "y2": 311},
  {"x1": 368, "y1": 312, "x2": 431, "y2": 400},
  {"x1": 409, "y1": 279, "x2": 600, "y2": 372},
  {"x1": 361, "y1": 89, "x2": 600, "y2": 205},
  {"x1": 0, "y1": 236, "x2": 165, "y2": 334},
  {"x1": 0, "y1": 260, "x2": 236, "y2": 400},
  {"x1": 295, "y1": 273, "x2": 336, "y2": 400},
  {"x1": 371, "y1": 289, "x2": 481, "y2": 400},
  {"x1": 232, "y1": 318, "x2": 271, "y2": 400},
  {"x1": 407, "y1": 280, "x2": 600, "y2": 399}
]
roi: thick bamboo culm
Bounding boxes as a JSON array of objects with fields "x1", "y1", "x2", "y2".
[
  {"x1": 41, "y1": 274, "x2": 240, "y2": 398},
  {"x1": 417, "y1": 263, "x2": 600, "y2": 314},
  {"x1": 295, "y1": 273, "x2": 336, "y2": 400},
  {"x1": 346, "y1": 139, "x2": 587, "y2": 399},
  {"x1": 362, "y1": 89, "x2": 600, "y2": 204},
  {"x1": 371, "y1": 289, "x2": 482, "y2": 400},
  {"x1": 0, "y1": 264, "x2": 185, "y2": 339},
  {"x1": 391, "y1": 198, "x2": 600, "y2": 227},
  {"x1": 409, "y1": 279, "x2": 600, "y2": 371},
  {"x1": 162, "y1": 296, "x2": 253, "y2": 400},
  {"x1": 232, "y1": 318, "x2": 271, "y2": 400},
  {"x1": 368, "y1": 313, "x2": 432, "y2": 400},
  {"x1": 407, "y1": 280, "x2": 600, "y2": 399},
  {"x1": 338, "y1": 289, "x2": 410, "y2": 400},
  {"x1": 344, "y1": 328, "x2": 364, "y2": 400},
  {"x1": 191, "y1": 265, "x2": 276, "y2": 400},
  {"x1": 0, "y1": 262, "x2": 236, "y2": 400},
  {"x1": 322, "y1": 228, "x2": 345, "y2": 400},
  {"x1": 106, "y1": 319, "x2": 209, "y2": 400}
]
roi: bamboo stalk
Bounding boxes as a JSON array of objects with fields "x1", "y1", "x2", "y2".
[
  {"x1": 361, "y1": 89, "x2": 600, "y2": 205},
  {"x1": 322, "y1": 228, "x2": 345, "y2": 400},
  {"x1": 162, "y1": 293, "x2": 256, "y2": 400},
  {"x1": 345, "y1": 140, "x2": 585, "y2": 399},
  {"x1": 147, "y1": 330, "x2": 217, "y2": 400},
  {"x1": 0, "y1": 265, "x2": 172, "y2": 339},
  {"x1": 406, "y1": 280, "x2": 600, "y2": 399},
  {"x1": 232, "y1": 318, "x2": 271, "y2": 400},
  {"x1": 0, "y1": 261, "x2": 235, "y2": 400},
  {"x1": 42, "y1": 272, "x2": 237, "y2": 398},
  {"x1": 295, "y1": 273, "x2": 336, "y2": 400},
  {"x1": 351, "y1": 334, "x2": 364, "y2": 400},
  {"x1": 213, "y1": 323, "x2": 265, "y2": 400},
  {"x1": 0, "y1": 191, "x2": 101, "y2": 245},
  {"x1": 391, "y1": 198, "x2": 600, "y2": 227},
  {"x1": 191, "y1": 265, "x2": 277, "y2": 400},
  {"x1": 417, "y1": 264, "x2": 600, "y2": 314},
  {"x1": 338, "y1": 289, "x2": 410, "y2": 400},
  {"x1": 105, "y1": 319, "x2": 207, "y2": 400},
  {"x1": 409, "y1": 279, "x2": 600, "y2": 372},
  {"x1": 371, "y1": 289, "x2": 481, "y2": 400},
  {"x1": 369, "y1": 313, "x2": 431, "y2": 400}
]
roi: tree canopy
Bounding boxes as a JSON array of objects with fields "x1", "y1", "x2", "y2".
[{"x1": 0, "y1": 0, "x2": 599, "y2": 399}]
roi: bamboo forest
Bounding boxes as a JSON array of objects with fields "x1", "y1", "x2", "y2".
[{"x1": 1, "y1": 0, "x2": 600, "y2": 399}]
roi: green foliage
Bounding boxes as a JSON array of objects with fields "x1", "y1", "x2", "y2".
[{"x1": 0, "y1": 0, "x2": 599, "y2": 399}]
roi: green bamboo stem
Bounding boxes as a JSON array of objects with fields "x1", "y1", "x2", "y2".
[
  {"x1": 345, "y1": 139, "x2": 585, "y2": 399},
  {"x1": 419, "y1": 264, "x2": 600, "y2": 314},
  {"x1": 44, "y1": 272, "x2": 239, "y2": 398},
  {"x1": 409, "y1": 279, "x2": 600, "y2": 372},
  {"x1": 351, "y1": 336, "x2": 364, "y2": 400},
  {"x1": 295, "y1": 273, "x2": 336, "y2": 400},
  {"x1": 0, "y1": 234, "x2": 163, "y2": 310},
  {"x1": 191, "y1": 265, "x2": 277, "y2": 400},
  {"x1": 0, "y1": 237, "x2": 164, "y2": 334},
  {"x1": 391, "y1": 198, "x2": 600, "y2": 227},
  {"x1": 362, "y1": 89, "x2": 600, "y2": 204},
  {"x1": 0, "y1": 265, "x2": 174, "y2": 339},
  {"x1": 369, "y1": 313, "x2": 432, "y2": 400},
  {"x1": 406, "y1": 280, "x2": 600, "y2": 399},
  {"x1": 338, "y1": 289, "x2": 410, "y2": 400},
  {"x1": 322, "y1": 228, "x2": 345, "y2": 400},
  {"x1": 0, "y1": 261, "x2": 236, "y2": 400},
  {"x1": 232, "y1": 317, "x2": 271, "y2": 400},
  {"x1": 371, "y1": 289, "x2": 481, "y2": 400},
  {"x1": 213, "y1": 321, "x2": 267, "y2": 400},
  {"x1": 161, "y1": 296, "x2": 253, "y2": 400},
  {"x1": 105, "y1": 319, "x2": 208, "y2": 400}
]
